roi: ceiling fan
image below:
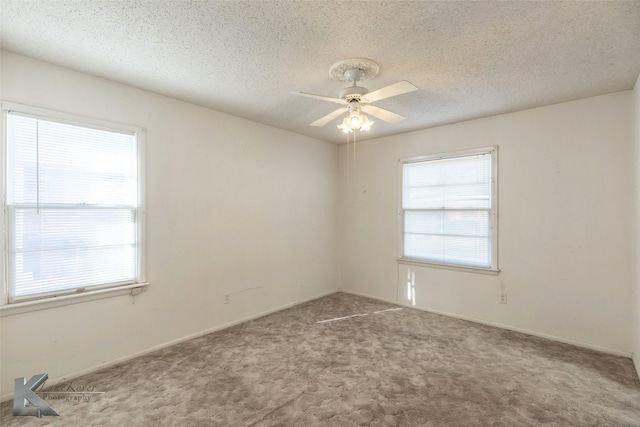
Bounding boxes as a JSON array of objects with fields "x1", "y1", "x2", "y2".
[{"x1": 294, "y1": 58, "x2": 417, "y2": 133}]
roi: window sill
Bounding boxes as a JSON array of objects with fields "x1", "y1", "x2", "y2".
[
  {"x1": 397, "y1": 258, "x2": 500, "y2": 276},
  {"x1": 0, "y1": 283, "x2": 149, "y2": 317}
]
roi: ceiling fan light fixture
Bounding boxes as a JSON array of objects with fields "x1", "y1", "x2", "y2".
[{"x1": 338, "y1": 110, "x2": 374, "y2": 132}]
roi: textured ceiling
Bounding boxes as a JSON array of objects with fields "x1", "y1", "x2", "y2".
[{"x1": 2, "y1": 1, "x2": 639, "y2": 144}]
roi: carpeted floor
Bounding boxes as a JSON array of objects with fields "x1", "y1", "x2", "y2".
[{"x1": 2, "y1": 292, "x2": 640, "y2": 426}]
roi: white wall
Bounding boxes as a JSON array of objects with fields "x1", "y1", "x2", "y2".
[
  {"x1": 339, "y1": 91, "x2": 634, "y2": 355},
  {"x1": 633, "y1": 72, "x2": 640, "y2": 377},
  {"x1": 0, "y1": 51, "x2": 339, "y2": 397}
]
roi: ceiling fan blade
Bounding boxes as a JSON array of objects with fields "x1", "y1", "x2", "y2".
[
  {"x1": 363, "y1": 81, "x2": 417, "y2": 103},
  {"x1": 293, "y1": 92, "x2": 346, "y2": 104},
  {"x1": 310, "y1": 108, "x2": 346, "y2": 127},
  {"x1": 361, "y1": 104, "x2": 405, "y2": 124}
]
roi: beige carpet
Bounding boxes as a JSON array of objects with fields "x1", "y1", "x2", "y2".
[{"x1": 2, "y1": 292, "x2": 640, "y2": 426}]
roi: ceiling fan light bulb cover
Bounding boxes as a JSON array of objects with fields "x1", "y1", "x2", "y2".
[
  {"x1": 347, "y1": 113, "x2": 364, "y2": 129},
  {"x1": 360, "y1": 116, "x2": 374, "y2": 131},
  {"x1": 338, "y1": 117, "x2": 353, "y2": 133}
]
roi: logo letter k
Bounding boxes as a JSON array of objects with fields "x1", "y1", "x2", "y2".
[{"x1": 13, "y1": 374, "x2": 59, "y2": 417}]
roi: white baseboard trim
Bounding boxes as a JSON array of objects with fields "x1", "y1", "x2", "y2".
[
  {"x1": 1, "y1": 288, "x2": 338, "y2": 402},
  {"x1": 338, "y1": 288, "x2": 633, "y2": 359}
]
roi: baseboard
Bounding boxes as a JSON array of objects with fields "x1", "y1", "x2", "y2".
[
  {"x1": 0, "y1": 288, "x2": 338, "y2": 402},
  {"x1": 338, "y1": 288, "x2": 633, "y2": 359}
]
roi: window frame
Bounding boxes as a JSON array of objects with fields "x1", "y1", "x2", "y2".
[
  {"x1": 397, "y1": 146, "x2": 499, "y2": 275},
  {"x1": 0, "y1": 101, "x2": 147, "y2": 313}
]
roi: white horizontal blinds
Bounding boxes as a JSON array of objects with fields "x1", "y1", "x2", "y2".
[
  {"x1": 403, "y1": 153, "x2": 492, "y2": 267},
  {"x1": 7, "y1": 113, "x2": 138, "y2": 300}
]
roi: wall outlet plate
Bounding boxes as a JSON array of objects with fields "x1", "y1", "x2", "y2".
[{"x1": 499, "y1": 293, "x2": 507, "y2": 304}]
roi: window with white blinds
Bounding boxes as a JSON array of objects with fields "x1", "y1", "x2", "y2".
[
  {"x1": 5, "y1": 110, "x2": 144, "y2": 302},
  {"x1": 400, "y1": 148, "x2": 498, "y2": 272}
]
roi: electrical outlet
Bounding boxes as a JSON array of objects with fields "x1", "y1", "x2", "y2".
[
  {"x1": 499, "y1": 293, "x2": 507, "y2": 304},
  {"x1": 131, "y1": 287, "x2": 142, "y2": 296},
  {"x1": 224, "y1": 294, "x2": 230, "y2": 304}
]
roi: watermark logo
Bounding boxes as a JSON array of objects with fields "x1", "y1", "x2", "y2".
[
  {"x1": 13, "y1": 374, "x2": 59, "y2": 418},
  {"x1": 13, "y1": 373, "x2": 105, "y2": 418}
]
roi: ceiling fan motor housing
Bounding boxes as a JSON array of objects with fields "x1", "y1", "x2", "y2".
[
  {"x1": 346, "y1": 101, "x2": 362, "y2": 113},
  {"x1": 340, "y1": 85, "x2": 369, "y2": 101}
]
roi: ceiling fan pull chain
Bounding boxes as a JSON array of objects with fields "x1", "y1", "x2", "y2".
[
  {"x1": 346, "y1": 130, "x2": 350, "y2": 185},
  {"x1": 353, "y1": 130, "x2": 357, "y2": 168}
]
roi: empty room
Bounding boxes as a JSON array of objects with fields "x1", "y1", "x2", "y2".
[{"x1": 1, "y1": 1, "x2": 640, "y2": 425}]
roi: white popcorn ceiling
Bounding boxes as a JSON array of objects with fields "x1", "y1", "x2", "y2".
[{"x1": 1, "y1": 1, "x2": 639, "y2": 144}]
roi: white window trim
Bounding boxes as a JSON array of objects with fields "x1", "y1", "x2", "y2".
[
  {"x1": 0, "y1": 283, "x2": 149, "y2": 317},
  {"x1": 0, "y1": 101, "x2": 148, "y2": 312},
  {"x1": 397, "y1": 146, "x2": 499, "y2": 275}
]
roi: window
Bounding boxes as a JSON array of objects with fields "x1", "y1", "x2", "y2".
[
  {"x1": 3, "y1": 104, "x2": 145, "y2": 303},
  {"x1": 399, "y1": 147, "x2": 498, "y2": 273}
]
